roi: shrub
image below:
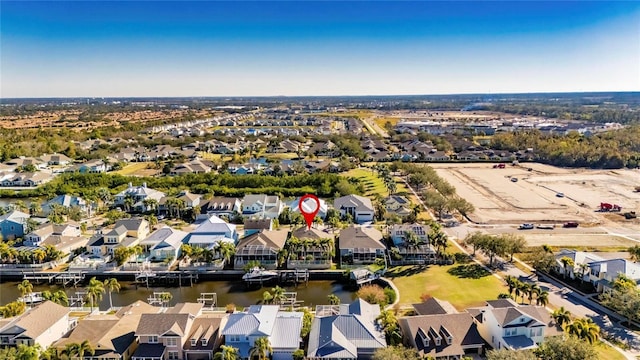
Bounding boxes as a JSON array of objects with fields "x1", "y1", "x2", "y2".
[{"x1": 357, "y1": 284, "x2": 387, "y2": 306}]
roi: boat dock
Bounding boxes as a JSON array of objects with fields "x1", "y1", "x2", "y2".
[
  {"x1": 22, "y1": 271, "x2": 86, "y2": 287},
  {"x1": 197, "y1": 293, "x2": 217, "y2": 309},
  {"x1": 278, "y1": 269, "x2": 309, "y2": 286},
  {"x1": 135, "y1": 270, "x2": 198, "y2": 288}
]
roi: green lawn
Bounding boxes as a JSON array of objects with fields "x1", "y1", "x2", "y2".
[
  {"x1": 594, "y1": 342, "x2": 627, "y2": 360},
  {"x1": 342, "y1": 168, "x2": 388, "y2": 198},
  {"x1": 386, "y1": 263, "x2": 506, "y2": 310},
  {"x1": 114, "y1": 162, "x2": 159, "y2": 176}
]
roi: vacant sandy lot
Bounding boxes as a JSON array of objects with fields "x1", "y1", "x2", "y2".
[{"x1": 432, "y1": 163, "x2": 640, "y2": 226}]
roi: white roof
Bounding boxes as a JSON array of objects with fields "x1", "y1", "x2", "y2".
[{"x1": 191, "y1": 215, "x2": 236, "y2": 235}]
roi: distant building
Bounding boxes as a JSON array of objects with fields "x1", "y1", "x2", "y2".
[{"x1": 334, "y1": 195, "x2": 374, "y2": 224}]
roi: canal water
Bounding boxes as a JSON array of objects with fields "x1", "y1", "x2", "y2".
[{"x1": 0, "y1": 280, "x2": 356, "y2": 310}]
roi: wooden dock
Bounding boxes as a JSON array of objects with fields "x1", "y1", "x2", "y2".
[
  {"x1": 22, "y1": 271, "x2": 58, "y2": 284},
  {"x1": 278, "y1": 269, "x2": 309, "y2": 286},
  {"x1": 135, "y1": 270, "x2": 198, "y2": 288},
  {"x1": 197, "y1": 293, "x2": 217, "y2": 309}
]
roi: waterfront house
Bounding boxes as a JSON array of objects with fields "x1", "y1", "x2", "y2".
[
  {"x1": 242, "y1": 194, "x2": 283, "y2": 219},
  {"x1": 89, "y1": 218, "x2": 149, "y2": 257},
  {"x1": 288, "y1": 226, "x2": 333, "y2": 270},
  {"x1": 338, "y1": 225, "x2": 385, "y2": 266},
  {"x1": 139, "y1": 226, "x2": 189, "y2": 262},
  {"x1": 466, "y1": 299, "x2": 561, "y2": 351},
  {"x1": 389, "y1": 223, "x2": 429, "y2": 247},
  {"x1": 0, "y1": 172, "x2": 54, "y2": 187},
  {"x1": 0, "y1": 210, "x2": 29, "y2": 240},
  {"x1": 133, "y1": 302, "x2": 226, "y2": 360},
  {"x1": 55, "y1": 300, "x2": 158, "y2": 360},
  {"x1": 307, "y1": 299, "x2": 386, "y2": 360},
  {"x1": 243, "y1": 218, "x2": 273, "y2": 237},
  {"x1": 114, "y1": 183, "x2": 166, "y2": 213},
  {"x1": 234, "y1": 229, "x2": 289, "y2": 270},
  {"x1": 5, "y1": 157, "x2": 47, "y2": 170},
  {"x1": 200, "y1": 197, "x2": 242, "y2": 218},
  {"x1": 41, "y1": 194, "x2": 89, "y2": 216},
  {"x1": 177, "y1": 191, "x2": 202, "y2": 209},
  {"x1": 0, "y1": 301, "x2": 71, "y2": 349},
  {"x1": 334, "y1": 195, "x2": 375, "y2": 224},
  {"x1": 23, "y1": 222, "x2": 88, "y2": 255},
  {"x1": 221, "y1": 305, "x2": 303, "y2": 360},
  {"x1": 186, "y1": 215, "x2": 238, "y2": 250}
]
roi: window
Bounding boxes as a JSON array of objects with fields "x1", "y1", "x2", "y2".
[
  {"x1": 168, "y1": 351, "x2": 179, "y2": 360},
  {"x1": 191, "y1": 339, "x2": 197, "y2": 346},
  {"x1": 201, "y1": 338, "x2": 208, "y2": 346},
  {"x1": 149, "y1": 336, "x2": 158, "y2": 344},
  {"x1": 229, "y1": 335, "x2": 241, "y2": 342},
  {"x1": 166, "y1": 337, "x2": 177, "y2": 347}
]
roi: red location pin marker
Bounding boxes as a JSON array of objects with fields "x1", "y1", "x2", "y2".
[{"x1": 298, "y1": 194, "x2": 320, "y2": 230}]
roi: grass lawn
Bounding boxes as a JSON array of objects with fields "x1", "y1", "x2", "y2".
[
  {"x1": 263, "y1": 152, "x2": 300, "y2": 160},
  {"x1": 386, "y1": 263, "x2": 505, "y2": 310},
  {"x1": 114, "y1": 162, "x2": 159, "y2": 176},
  {"x1": 594, "y1": 342, "x2": 627, "y2": 360},
  {"x1": 373, "y1": 116, "x2": 401, "y2": 129},
  {"x1": 198, "y1": 152, "x2": 225, "y2": 161},
  {"x1": 342, "y1": 168, "x2": 388, "y2": 198}
]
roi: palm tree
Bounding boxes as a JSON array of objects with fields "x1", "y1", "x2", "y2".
[
  {"x1": 249, "y1": 337, "x2": 272, "y2": 360},
  {"x1": 216, "y1": 242, "x2": 236, "y2": 266},
  {"x1": 123, "y1": 195, "x2": 135, "y2": 213},
  {"x1": 143, "y1": 198, "x2": 159, "y2": 213},
  {"x1": 17, "y1": 280, "x2": 33, "y2": 297},
  {"x1": 536, "y1": 290, "x2": 549, "y2": 307},
  {"x1": 262, "y1": 291, "x2": 273, "y2": 304},
  {"x1": 551, "y1": 307, "x2": 572, "y2": 328},
  {"x1": 528, "y1": 284, "x2": 540, "y2": 305},
  {"x1": 628, "y1": 245, "x2": 640, "y2": 262},
  {"x1": 577, "y1": 263, "x2": 590, "y2": 285},
  {"x1": 560, "y1": 256, "x2": 575, "y2": 279},
  {"x1": 28, "y1": 202, "x2": 41, "y2": 216},
  {"x1": 62, "y1": 344, "x2": 78, "y2": 359},
  {"x1": 15, "y1": 343, "x2": 41, "y2": 360},
  {"x1": 41, "y1": 346, "x2": 62, "y2": 360},
  {"x1": 214, "y1": 345, "x2": 241, "y2": 360},
  {"x1": 103, "y1": 278, "x2": 121, "y2": 310},
  {"x1": 42, "y1": 290, "x2": 69, "y2": 306},
  {"x1": 76, "y1": 340, "x2": 95, "y2": 359},
  {"x1": 32, "y1": 248, "x2": 46, "y2": 264},
  {"x1": 327, "y1": 294, "x2": 340, "y2": 305},
  {"x1": 271, "y1": 286, "x2": 286, "y2": 305},
  {"x1": 505, "y1": 275, "x2": 518, "y2": 297},
  {"x1": 404, "y1": 230, "x2": 420, "y2": 249},
  {"x1": 566, "y1": 318, "x2": 600, "y2": 344},
  {"x1": 159, "y1": 292, "x2": 173, "y2": 308},
  {"x1": 85, "y1": 277, "x2": 105, "y2": 312}
]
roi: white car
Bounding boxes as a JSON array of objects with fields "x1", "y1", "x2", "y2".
[{"x1": 519, "y1": 223, "x2": 534, "y2": 230}]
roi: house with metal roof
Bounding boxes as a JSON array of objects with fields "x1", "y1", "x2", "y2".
[
  {"x1": 221, "y1": 305, "x2": 303, "y2": 360},
  {"x1": 334, "y1": 195, "x2": 374, "y2": 224},
  {"x1": 139, "y1": 226, "x2": 189, "y2": 262},
  {"x1": 200, "y1": 197, "x2": 242, "y2": 217},
  {"x1": 186, "y1": 214, "x2": 238, "y2": 250},
  {"x1": 0, "y1": 301, "x2": 70, "y2": 349},
  {"x1": 307, "y1": 299, "x2": 386, "y2": 360},
  {"x1": 41, "y1": 194, "x2": 89, "y2": 216},
  {"x1": 0, "y1": 210, "x2": 29, "y2": 240},
  {"x1": 114, "y1": 183, "x2": 166, "y2": 213},
  {"x1": 242, "y1": 194, "x2": 283, "y2": 219}
]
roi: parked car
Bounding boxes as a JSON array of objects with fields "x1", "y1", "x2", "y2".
[
  {"x1": 537, "y1": 224, "x2": 555, "y2": 230},
  {"x1": 519, "y1": 223, "x2": 534, "y2": 230},
  {"x1": 511, "y1": 177, "x2": 518, "y2": 182},
  {"x1": 563, "y1": 222, "x2": 579, "y2": 228},
  {"x1": 556, "y1": 193, "x2": 565, "y2": 198}
]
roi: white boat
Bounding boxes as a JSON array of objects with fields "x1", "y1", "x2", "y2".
[
  {"x1": 18, "y1": 292, "x2": 45, "y2": 305},
  {"x1": 242, "y1": 267, "x2": 278, "y2": 282}
]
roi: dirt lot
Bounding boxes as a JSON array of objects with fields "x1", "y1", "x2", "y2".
[{"x1": 431, "y1": 163, "x2": 640, "y2": 227}]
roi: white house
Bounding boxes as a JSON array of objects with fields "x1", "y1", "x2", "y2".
[
  {"x1": 139, "y1": 226, "x2": 188, "y2": 262},
  {"x1": 222, "y1": 305, "x2": 303, "y2": 360},
  {"x1": 114, "y1": 183, "x2": 166, "y2": 212},
  {"x1": 41, "y1": 195, "x2": 89, "y2": 216},
  {"x1": 242, "y1": 194, "x2": 283, "y2": 219},
  {"x1": 288, "y1": 197, "x2": 328, "y2": 219},
  {"x1": 186, "y1": 214, "x2": 238, "y2": 249},
  {"x1": 334, "y1": 195, "x2": 375, "y2": 224},
  {"x1": 468, "y1": 299, "x2": 560, "y2": 351}
]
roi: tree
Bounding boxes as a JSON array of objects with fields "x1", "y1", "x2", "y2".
[
  {"x1": 159, "y1": 292, "x2": 173, "y2": 307},
  {"x1": 327, "y1": 294, "x2": 341, "y2": 305},
  {"x1": 403, "y1": 230, "x2": 420, "y2": 249},
  {"x1": 262, "y1": 291, "x2": 273, "y2": 304},
  {"x1": 551, "y1": 307, "x2": 571, "y2": 328},
  {"x1": 559, "y1": 256, "x2": 575, "y2": 279},
  {"x1": 75, "y1": 340, "x2": 95, "y2": 359},
  {"x1": 566, "y1": 318, "x2": 600, "y2": 344},
  {"x1": 42, "y1": 290, "x2": 69, "y2": 306},
  {"x1": 301, "y1": 307, "x2": 314, "y2": 338},
  {"x1": 501, "y1": 233, "x2": 526, "y2": 262},
  {"x1": 270, "y1": 286, "x2": 286, "y2": 305},
  {"x1": 600, "y1": 286, "x2": 640, "y2": 327},
  {"x1": 505, "y1": 275, "x2": 518, "y2": 297},
  {"x1": 376, "y1": 310, "x2": 402, "y2": 345},
  {"x1": 292, "y1": 349, "x2": 305, "y2": 360},
  {"x1": 215, "y1": 241, "x2": 236, "y2": 266},
  {"x1": 486, "y1": 348, "x2": 536, "y2": 360},
  {"x1": 104, "y1": 278, "x2": 121, "y2": 310},
  {"x1": 629, "y1": 245, "x2": 640, "y2": 262},
  {"x1": 356, "y1": 284, "x2": 388, "y2": 306},
  {"x1": 17, "y1": 279, "x2": 33, "y2": 297},
  {"x1": 0, "y1": 301, "x2": 26, "y2": 317},
  {"x1": 536, "y1": 290, "x2": 549, "y2": 307},
  {"x1": 85, "y1": 277, "x2": 105, "y2": 312},
  {"x1": 214, "y1": 345, "x2": 241, "y2": 360},
  {"x1": 534, "y1": 336, "x2": 597, "y2": 360},
  {"x1": 249, "y1": 337, "x2": 272, "y2": 360},
  {"x1": 372, "y1": 346, "x2": 422, "y2": 360}
]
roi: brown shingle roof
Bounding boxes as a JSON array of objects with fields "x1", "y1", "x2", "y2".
[{"x1": 2, "y1": 301, "x2": 68, "y2": 340}]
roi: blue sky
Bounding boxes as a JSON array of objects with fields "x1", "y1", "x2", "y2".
[{"x1": 1, "y1": 1, "x2": 639, "y2": 97}]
